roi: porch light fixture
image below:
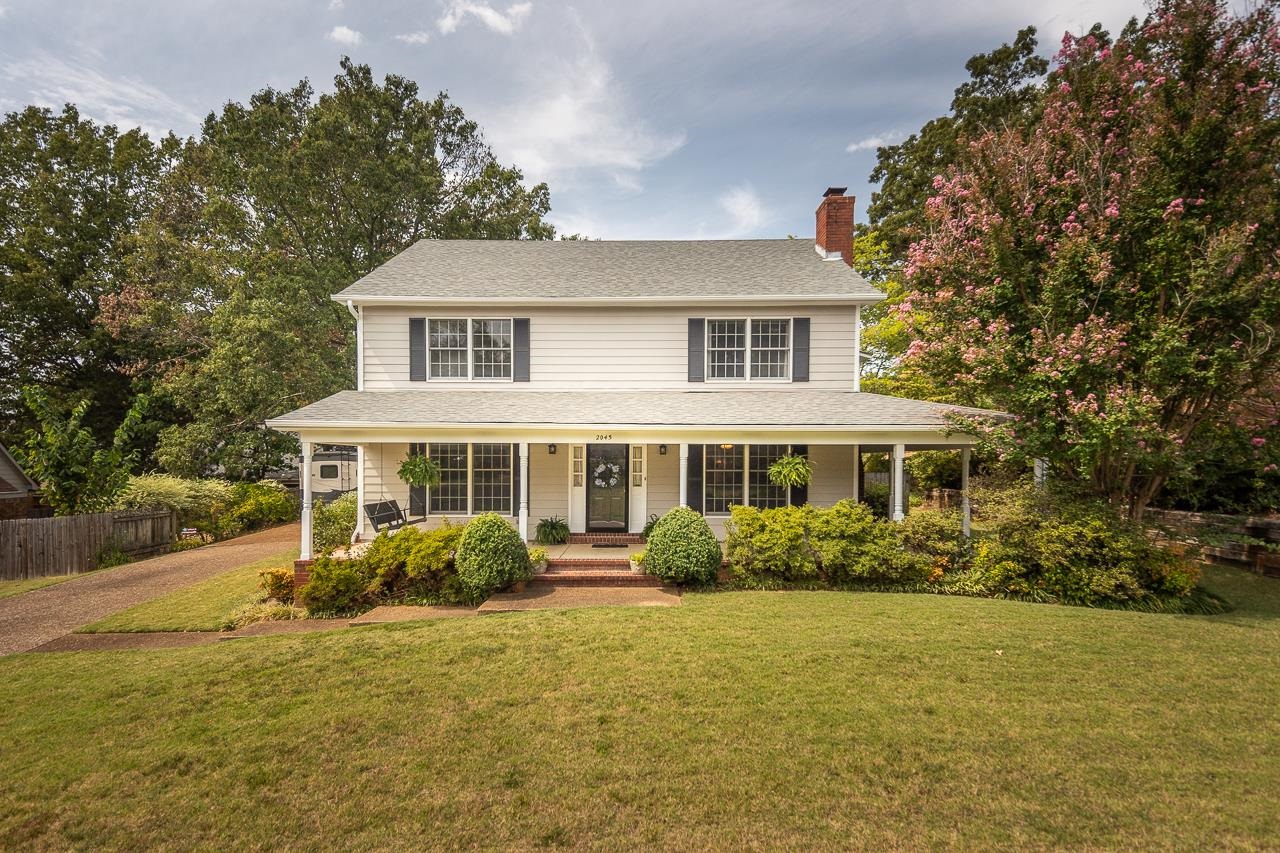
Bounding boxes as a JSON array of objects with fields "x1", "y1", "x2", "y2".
[
  {"x1": 548, "y1": 444, "x2": 557, "y2": 455},
  {"x1": 720, "y1": 443, "x2": 735, "y2": 450},
  {"x1": 658, "y1": 444, "x2": 668, "y2": 455}
]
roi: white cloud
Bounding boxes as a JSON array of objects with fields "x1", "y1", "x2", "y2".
[
  {"x1": 395, "y1": 31, "x2": 432, "y2": 45},
  {"x1": 484, "y1": 23, "x2": 684, "y2": 193},
  {"x1": 717, "y1": 184, "x2": 768, "y2": 235},
  {"x1": 326, "y1": 25, "x2": 362, "y2": 46},
  {"x1": 846, "y1": 131, "x2": 905, "y2": 152},
  {"x1": 2, "y1": 51, "x2": 200, "y2": 139},
  {"x1": 437, "y1": 1, "x2": 532, "y2": 35},
  {"x1": 327, "y1": 0, "x2": 344, "y2": 9}
]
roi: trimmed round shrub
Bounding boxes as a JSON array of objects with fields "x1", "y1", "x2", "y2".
[
  {"x1": 455, "y1": 513, "x2": 531, "y2": 602},
  {"x1": 645, "y1": 506, "x2": 722, "y2": 585}
]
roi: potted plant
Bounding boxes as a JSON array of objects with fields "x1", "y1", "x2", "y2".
[
  {"x1": 528, "y1": 546, "x2": 549, "y2": 574},
  {"x1": 629, "y1": 550, "x2": 646, "y2": 574},
  {"x1": 767, "y1": 453, "x2": 813, "y2": 490},
  {"x1": 535, "y1": 516, "x2": 570, "y2": 545}
]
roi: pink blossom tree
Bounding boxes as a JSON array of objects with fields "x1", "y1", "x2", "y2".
[{"x1": 902, "y1": 0, "x2": 1280, "y2": 518}]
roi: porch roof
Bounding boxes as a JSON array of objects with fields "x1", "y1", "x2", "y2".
[{"x1": 266, "y1": 389, "x2": 1005, "y2": 433}]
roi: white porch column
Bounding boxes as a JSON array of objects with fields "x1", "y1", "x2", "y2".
[
  {"x1": 961, "y1": 447, "x2": 972, "y2": 538},
  {"x1": 678, "y1": 443, "x2": 689, "y2": 506},
  {"x1": 891, "y1": 443, "x2": 906, "y2": 522},
  {"x1": 353, "y1": 444, "x2": 366, "y2": 544},
  {"x1": 300, "y1": 440, "x2": 314, "y2": 560},
  {"x1": 518, "y1": 441, "x2": 530, "y2": 542}
]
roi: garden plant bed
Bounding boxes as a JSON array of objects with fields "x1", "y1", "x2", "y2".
[{"x1": 0, "y1": 564, "x2": 1277, "y2": 849}]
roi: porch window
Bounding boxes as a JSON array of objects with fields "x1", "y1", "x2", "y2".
[
  {"x1": 428, "y1": 443, "x2": 468, "y2": 513},
  {"x1": 705, "y1": 318, "x2": 791, "y2": 381},
  {"x1": 748, "y1": 445, "x2": 789, "y2": 508},
  {"x1": 471, "y1": 443, "x2": 513, "y2": 513},
  {"x1": 471, "y1": 319, "x2": 512, "y2": 379},
  {"x1": 704, "y1": 444, "x2": 744, "y2": 515}
]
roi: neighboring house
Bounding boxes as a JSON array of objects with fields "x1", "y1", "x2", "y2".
[
  {"x1": 267, "y1": 187, "x2": 1001, "y2": 561},
  {"x1": 0, "y1": 443, "x2": 39, "y2": 521}
]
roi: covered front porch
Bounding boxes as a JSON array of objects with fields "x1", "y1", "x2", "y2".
[{"x1": 264, "y1": 388, "x2": 1000, "y2": 562}]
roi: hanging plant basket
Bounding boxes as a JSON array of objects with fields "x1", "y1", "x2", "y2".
[
  {"x1": 398, "y1": 454, "x2": 442, "y2": 488},
  {"x1": 767, "y1": 453, "x2": 813, "y2": 489}
]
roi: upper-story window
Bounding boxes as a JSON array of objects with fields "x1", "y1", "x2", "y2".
[
  {"x1": 706, "y1": 318, "x2": 791, "y2": 381},
  {"x1": 425, "y1": 318, "x2": 512, "y2": 380}
]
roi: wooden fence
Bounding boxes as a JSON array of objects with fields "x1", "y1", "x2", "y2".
[{"x1": 0, "y1": 509, "x2": 177, "y2": 580}]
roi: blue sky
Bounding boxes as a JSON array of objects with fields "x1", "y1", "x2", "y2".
[{"x1": 0, "y1": 0, "x2": 1148, "y2": 240}]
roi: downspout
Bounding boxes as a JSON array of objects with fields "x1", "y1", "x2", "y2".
[{"x1": 346, "y1": 300, "x2": 363, "y2": 392}]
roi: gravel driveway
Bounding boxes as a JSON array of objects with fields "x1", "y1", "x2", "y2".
[{"x1": 0, "y1": 523, "x2": 299, "y2": 656}]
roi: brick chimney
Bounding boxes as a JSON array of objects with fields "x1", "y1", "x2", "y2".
[{"x1": 815, "y1": 186, "x2": 854, "y2": 265}]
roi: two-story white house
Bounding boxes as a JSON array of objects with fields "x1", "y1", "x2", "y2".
[{"x1": 267, "y1": 188, "x2": 998, "y2": 567}]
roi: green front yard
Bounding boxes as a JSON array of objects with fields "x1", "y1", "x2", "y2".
[{"x1": 2, "y1": 566, "x2": 1278, "y2": 848}]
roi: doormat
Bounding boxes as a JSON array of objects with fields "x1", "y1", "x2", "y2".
[{"x1": 591, "y1": 543, "x2": 628, "y2": 549}]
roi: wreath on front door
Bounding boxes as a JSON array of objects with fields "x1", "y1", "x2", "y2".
[{"x1": 592, "y1": 461, "x2": 622, "y2": 489}]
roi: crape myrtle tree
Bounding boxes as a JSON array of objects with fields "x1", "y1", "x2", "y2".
[
  {"x1": 900, "y1": 0, "x2": 1280, "y2": 518},
  {"x1": 101, "y1": 59, "x2": 554, "y2": 477}
]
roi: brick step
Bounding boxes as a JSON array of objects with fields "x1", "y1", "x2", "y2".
[
  {"x1": 546, "y1": 558, "x2": 631, "y2": 570},
  {"x1": 531, "y1": 572, "x2": 663, "y2": 588},
  {"x1": 566, "y1": 533, "x2": 644, "y2": 545}
]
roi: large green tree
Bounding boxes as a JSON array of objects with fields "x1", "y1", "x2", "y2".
[
  {"x1": 0, "y1": 106, "x2": 176, "y2": 446},
  {"x1": 898, "y1": 0, "x2": 1280, "y2": 517},
  {"x1": 868, "y1": 27, "x2": 1049, "y2": 256},
  {"x1": 103, "y1": 59, "x2": 554, "y2": 477}
]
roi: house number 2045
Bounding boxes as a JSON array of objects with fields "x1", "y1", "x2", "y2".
[{"x1": 594, "y1": 433, "x2": 613, "y2": 441}]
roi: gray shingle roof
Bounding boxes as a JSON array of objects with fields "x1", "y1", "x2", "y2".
[
  {"x1": 334, "y1": 239, "x2": 883, "y2": 302},
  {"x1": 267, "y1": 390, "x2": 1004, "y2": 431}
]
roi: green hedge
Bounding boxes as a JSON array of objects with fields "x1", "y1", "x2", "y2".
[
  {"x1": 313, "y1": 492, "x2": 358, "y2": 556},
  {"x1": 644, "y1": 506, "x2": 722, "y2": 585}
]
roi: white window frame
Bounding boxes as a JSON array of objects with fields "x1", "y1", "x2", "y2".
[
  {"x1": 703, "y1": 443, "x2": 796, "y2": 516},
  {"x1": 424, "y1": 317, "x2": 515, "y2": 382},
  {"x1": 426, "y1": 442, "x2": 516, "y2": 516},
  {"x1": 704, "y1": 317, "x2": 792, "y2": 382}
]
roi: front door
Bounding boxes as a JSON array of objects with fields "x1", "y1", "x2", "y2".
[{"x1": 586, "y1": 444, "x2": 628, "y2": 531}]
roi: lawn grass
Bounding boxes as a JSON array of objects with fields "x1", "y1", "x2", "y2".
[
  {"x1": 0, "y1": 575, "x2": 79, "y2": 600},
  {"x1": 2, "y1": 565, "x2": 1278, "y2": 849},
  {"x1": 76, "y1": 548, "x2": 298, "y2": 633}
]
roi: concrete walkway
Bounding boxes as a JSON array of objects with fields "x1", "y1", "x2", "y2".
[
  {"x1": 479, "y1": 586, "x2": 681, "y2": 612},
  {"x1": 0, "y1": 523, "x2": 299, "y2": 656}
]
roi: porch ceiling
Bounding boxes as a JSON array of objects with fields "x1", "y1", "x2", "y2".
[{"x1": 267, "y1": 389, "x2": 1004, "y2": 441}]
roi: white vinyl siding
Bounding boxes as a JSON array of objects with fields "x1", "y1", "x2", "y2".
[{"x1": 362, "y1": 305, "x2": 857, "y2": 390}]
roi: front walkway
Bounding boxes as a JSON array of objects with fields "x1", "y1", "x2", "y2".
[{"x1": 0, "y1": 523, "x2": 299, "y2": 656}]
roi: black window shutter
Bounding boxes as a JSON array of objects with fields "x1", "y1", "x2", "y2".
[
  {"x1": 409, "y1": 318, "x2": 427, "y2": 381},
  {"x1": 513, "y1": 318, "x2": 530, "y2": 382},
  {"x1": 409, "y1": 443, "x2": 427, "y2": 516},
  {"x1": 687, "y1": 444, "x2": 704, "y2": 513},
  {"x1": 511, "y1": 443, "x2": 521, "y2": 517},
  {"x1": 688, "y1": 319, "x2": 705, "y2": 382},
  {"x1": 789, "y1": 444, "x2": 809, "y2": 506},
  {"x1": 792, "y1": 318, "x2": 810, "y2": 382}
]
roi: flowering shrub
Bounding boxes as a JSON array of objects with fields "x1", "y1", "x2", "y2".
[{"x1": 894, "y1": 2, "x2": 1280, "y2": 518}]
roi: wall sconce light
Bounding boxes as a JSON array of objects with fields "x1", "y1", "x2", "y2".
[
  {"x1": 720, "y1": 443, "x2": 735, "y2": 450},
  {"x1": 548, "y1": 444, "x2": 557, "y2": 455},
  {"x1": 658, "y1": 444, "x2": 668, "y2": 455}
]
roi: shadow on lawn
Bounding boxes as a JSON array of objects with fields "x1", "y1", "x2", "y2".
[{"x1": 1196, "y1": 564, "x2": 1280, "y2": 623}]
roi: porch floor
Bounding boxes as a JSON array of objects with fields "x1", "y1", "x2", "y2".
[{"x1": 541, "y1": 543, "x2": 638, "y2": 560}]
